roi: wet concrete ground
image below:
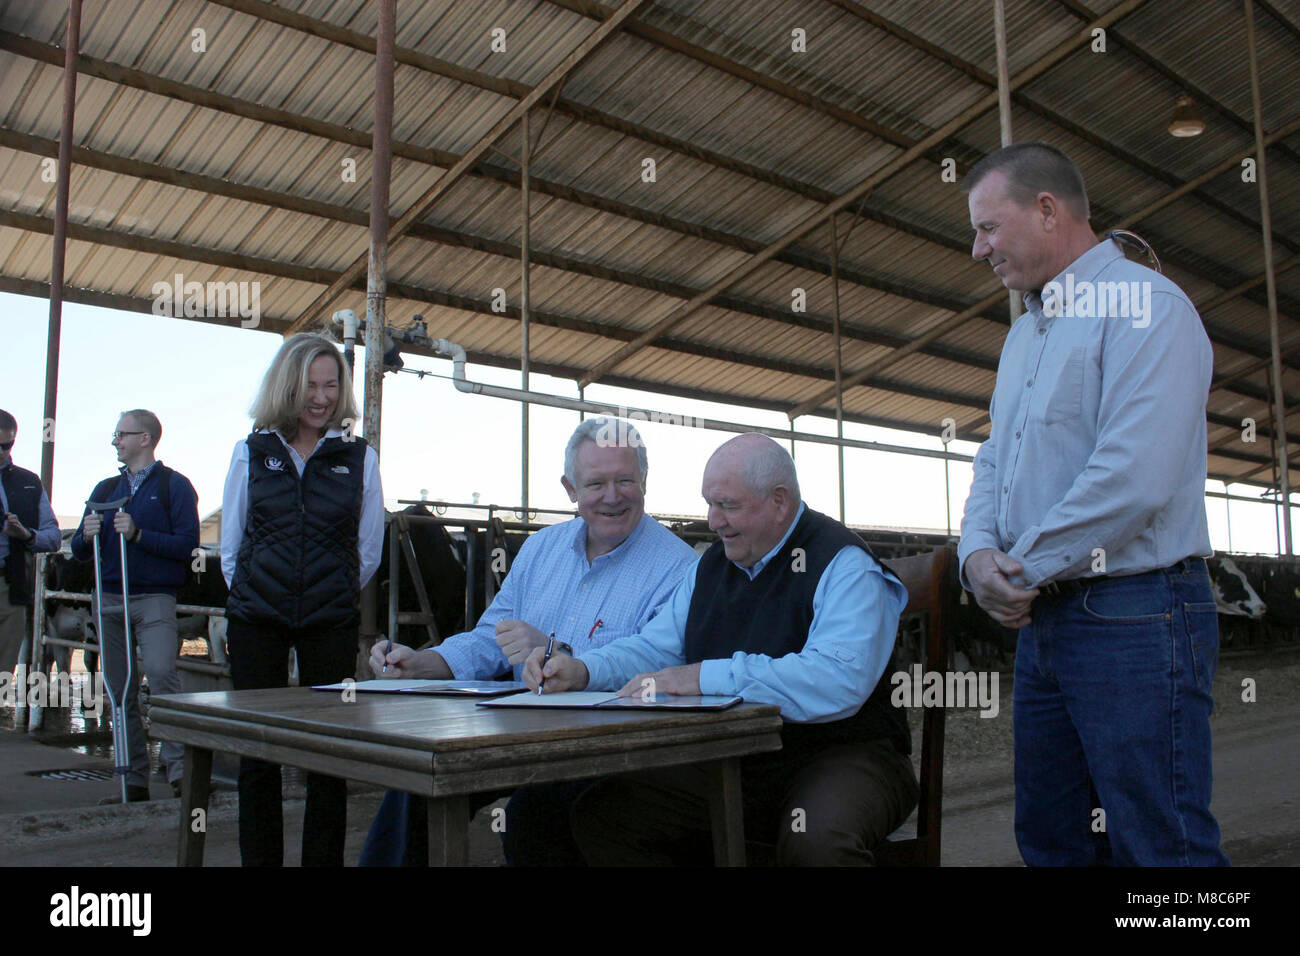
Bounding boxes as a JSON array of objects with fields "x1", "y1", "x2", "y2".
[{"x1": 1, "y1": 650, "x2": 1296, "y2": 866}]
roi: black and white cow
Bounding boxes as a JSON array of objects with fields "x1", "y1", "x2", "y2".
[{"x1": 1208, "y1": 556, "x2": 1267, "y2": 618}]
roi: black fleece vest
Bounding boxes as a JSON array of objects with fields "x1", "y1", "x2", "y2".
[
  {"x1": 2, "y1": 464, "x2": 45, "y2": 606},
  {"x1": 226, "y1": 432, "x2": 366, "y2": 630},
  {"x1": 684, "y1": 507, "x2": 910, "y2": 758}
]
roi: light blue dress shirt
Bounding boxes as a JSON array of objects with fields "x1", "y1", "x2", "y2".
[
  {"x1": 435, "y1": 512, "x2": 698, "y2": 681},
  {"x1": 580, "y1": 503, "x2": 909, "y2": 724},
  {"x1": 958, "y1": 239, "x2": 1214, "y2": 589},
  {"x1": 0, "y1": 463, "x2": 62, "y2": 568}
]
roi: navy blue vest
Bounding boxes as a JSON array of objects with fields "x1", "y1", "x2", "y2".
[
  {"x1": 684, "y1": 507, "x2": 910, "y2": 758},
  {"x1": 226, "y1": 432, "x2": 366, "y2": 630},
  {"x1": 2, "y1": 464, "x2": 45, "y2": 606}
]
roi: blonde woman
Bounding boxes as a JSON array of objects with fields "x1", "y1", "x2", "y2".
[{"x1": 220, "y1": 333, "x2": 384, "y2": 866}]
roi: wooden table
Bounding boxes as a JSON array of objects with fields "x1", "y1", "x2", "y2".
[{"x1": 149, "y1": 688, "x2": 783, "y2": 867}]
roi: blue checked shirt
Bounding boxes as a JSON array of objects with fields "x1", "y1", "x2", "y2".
[
  {"x1": 434, "y1": 512, "x2": 698, "y2": 681},
  {"x1": 122, "y1": 461, "x2": 158, "y2": 497},
  {"x1": 958, "y1": 239, "x2": 1214, "y2": 589},
  {"x1": 579, "y1": 503, "x2": 909, "y2": 724}
]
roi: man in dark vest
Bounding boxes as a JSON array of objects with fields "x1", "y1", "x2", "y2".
[
  {"x1": 524, "y1": 433, "x2": 918, "y2": 865},
  {"x1": 0, "y1": 409, "x2": 62, "y2": 679},
  {"x1": 70, "y1": 409, "x2": 200, "y2": 801}
]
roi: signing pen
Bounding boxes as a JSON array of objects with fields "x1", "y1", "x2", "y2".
[{"x1": 537, "y1": 632, "x2": 557, "y2": 695}]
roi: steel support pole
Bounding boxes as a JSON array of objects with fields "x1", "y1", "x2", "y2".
[
  {"x1": 40, "y1": 0, "x2": 82, "y2": 498},
  {"x1": 387, "y1": 514, "x2": 400, "y2": 644},
  {"x1": 1225, "y1": 481, "x2": 1233, "y2": 553},
  {"x1": 1276, "y1": 492, "x2": 1283, "y2": 555},
  {"x1": 944, "y1": 450, "x2": 952, "y2": 538},
  {"x1": 992, "y1": 0, "x2": 1020, "y2": 325},
  {"x1": 1245, "y1": 0, "x2": 1290, "y2": 553},
  {"x1": 830, "y1": 219, "x2": 846, "y2": 523},
  {"x1": 1269, "y1": 376, "x2": 1283, "y2": 554},
  {"x1": 521, "y1": 110, "x2": 531, "y2": 517},
  {"x1": 362, "y1": 0, "x2": 396, "y2": 453}
]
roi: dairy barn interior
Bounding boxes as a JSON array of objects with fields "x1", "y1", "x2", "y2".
[{"x1": 0, "y1": 0, "x2": 1297, "y2": 876}]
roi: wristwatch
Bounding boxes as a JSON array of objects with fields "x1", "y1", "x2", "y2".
[{"x1": 554, "y1": 641, "x2": 574, "y2": 655}]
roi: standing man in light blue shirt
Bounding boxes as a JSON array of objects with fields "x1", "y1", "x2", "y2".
[
  {"x1": 958, "y1": 142, "x2": 1226, "y2": 866},
  {"x1": 527, "y1": 434, "x2": 918, "y2": 865},
  {"x1": 363, "y1": 417, "x2": 697, "y2": 865}
]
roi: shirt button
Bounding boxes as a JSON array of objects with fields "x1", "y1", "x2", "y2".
[
  {"x1": 1003, "y1": 485, "x2": 1009, "y2": 493},
  {"x1": 1038, "y1": 327, "x2": 1046, "y2": 335},
  {"x1": 1026, "y1": 379, "x2": 1033, "y2": 388},
  {"x1": 1015, "y1": 431, "x2": 1021, "y2": 439},
  {"x1": 582, "y1": 583, "x2": 590, "y2": 589}
]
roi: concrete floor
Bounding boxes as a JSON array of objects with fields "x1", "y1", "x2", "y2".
[{"x1": 1, "y1": 650, "x2": 1296, "y2": 866}]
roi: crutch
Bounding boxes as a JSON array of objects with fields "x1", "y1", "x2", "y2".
[{"x1": 89, "y1": 495, "x2": 134, "y2": 805}]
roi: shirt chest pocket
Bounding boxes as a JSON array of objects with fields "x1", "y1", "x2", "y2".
[{"x1": 1043, "y1": 347, "x2": 1085, "y2": 425}]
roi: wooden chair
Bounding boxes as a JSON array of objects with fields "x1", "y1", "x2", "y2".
[{"x1": 873, "y1": 545, "x2": 956, "y2": 866}]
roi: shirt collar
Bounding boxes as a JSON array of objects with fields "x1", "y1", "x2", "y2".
[
  {"x1": 268, "y1": 426, "x2": 343, "y2": 439},
  {"x1": 119, "y1": 460, "x2": 158, "y2": 482},
  {"x1": 737, "y1": 501, "x2": 806, "y2": 581},
  {"x1": 572, "y1": 511, "x2": 647, "y2": 564},
  {"x1": 266, "y1": 426, "x2": 343, "y2": 453},
  {"x1": 1024, "y1": 237, "x2": 1125, "y2": 317}
]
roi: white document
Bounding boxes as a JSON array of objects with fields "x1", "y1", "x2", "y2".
[{"x1": 479, "y1": 691, "x2": 742, "y2": 711}]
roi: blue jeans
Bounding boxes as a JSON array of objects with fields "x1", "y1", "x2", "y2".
[{"x1": 1013, "y1": 559, "x2": 1228, "y2": 866}]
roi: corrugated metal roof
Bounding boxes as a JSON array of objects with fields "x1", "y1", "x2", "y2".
[{"x1": 1, "y1": 0, "x2": 1298, "y2": 489}]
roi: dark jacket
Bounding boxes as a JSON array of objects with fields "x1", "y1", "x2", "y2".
[
  {"x1": 70, "y1": 462, "x2": 201, "y2": 595},
  {"x1": 225, "y1": 432, "x2": 367, "y2": 630},
  {"x1": 2, "y1": 463, "x2": 47, "y2": 606}
]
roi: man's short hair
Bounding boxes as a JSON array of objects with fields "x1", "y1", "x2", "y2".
[
  {"x1": 122, "y1": 408, "x2": 162, "y2": 447},
  {"x1": 564, "y1": 417, "x2": 648, "y2": 485},
  {"x1": 742, "y1": 438, "x2": 802, "y2": 505},
  {"x1": 962, "y1": 141, "x2": 1090, "y2": 221},
  {"x1": 0, "y1": 408, "x2": 15, "y2": 433}
]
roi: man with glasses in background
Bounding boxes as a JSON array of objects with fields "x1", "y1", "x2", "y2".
[
  {"x1": 70, "y1": 410, "x2": 200, "y2": 802},
  {"x1": 0, "y1": 408, "x2": 61, "y2": 682}
]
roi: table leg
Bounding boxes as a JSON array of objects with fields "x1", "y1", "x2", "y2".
[
  {"x1": 427, "y1": 794, "x2": 469, "y2": 866},
  {"x1": 707, "y1": 757, "x2": 746, "y2": 867},
  {"x1": 177, "y1": 745, "x2": 213, "y2": 867}
]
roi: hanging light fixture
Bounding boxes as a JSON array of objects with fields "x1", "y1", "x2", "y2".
[{"x1": 1168, "y1": 94, "x2": 1205, "y2": 137}]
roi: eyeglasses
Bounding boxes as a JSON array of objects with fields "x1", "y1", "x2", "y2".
[
  {"x1": 0, "y1": 441, "x2": 13, "y2": 451},
  {"x1": 112, "y1": 431, "x2": 145, "y2": 442}
]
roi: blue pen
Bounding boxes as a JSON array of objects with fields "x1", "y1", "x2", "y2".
[{"x1": 536, "y1": 633, "x2": 557, "y2": 695}]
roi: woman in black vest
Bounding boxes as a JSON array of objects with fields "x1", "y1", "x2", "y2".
[{"x1": 220, "y1": 333, "x2": 384, "y2": 866}]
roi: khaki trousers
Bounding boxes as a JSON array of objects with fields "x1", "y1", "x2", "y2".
[{"x1": 0, "y1": 578, "x2": 30, "y2": 674}]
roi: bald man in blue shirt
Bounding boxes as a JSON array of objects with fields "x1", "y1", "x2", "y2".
[{"x1": 527, "y1": 434, "x2": 919, "y2": 865}]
